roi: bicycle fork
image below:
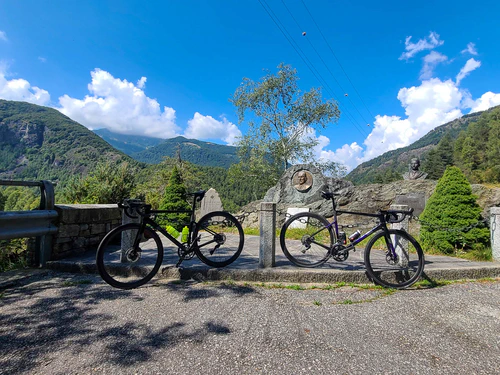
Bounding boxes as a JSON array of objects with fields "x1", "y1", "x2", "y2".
[{"x1": 382, "y1": 228, "x2": 399, "y2": 264}]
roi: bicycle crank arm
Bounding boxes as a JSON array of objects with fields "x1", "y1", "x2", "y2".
[{"x1": 209, "y1": 244, "x2": 221, "y2": 255}]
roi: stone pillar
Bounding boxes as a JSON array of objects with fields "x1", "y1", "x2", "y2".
[
  {"x1": 121, "y1": 206, "x2": 141, "y2": 262},
  {"x1": 259, "y1": 202, "x2": 276, "y2": 268},
  {"x1": 390, "y1": 204, "x2": 410, "y2": 267},
  {"x1": 490, "y1": 207, "x2": 500, "y2": 261}
]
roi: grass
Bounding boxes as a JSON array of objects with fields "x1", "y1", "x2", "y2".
[
  {"x1": 0, "y1": 239, "x2": 30, "y2": 273},
  {"x1": 61, "y1": 279, "x2": 93, "y2": 287},
  {"x1": 421, "y1": 245, "x2": 493, "y2": 262}
]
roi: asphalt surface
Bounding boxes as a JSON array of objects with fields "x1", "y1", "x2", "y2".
[
  {"x1": 44, "y1": 234, "x2": 500, "y2": 285},
  {"x1": 0, "y1": 271, "x2": 499, "y2": 375}
]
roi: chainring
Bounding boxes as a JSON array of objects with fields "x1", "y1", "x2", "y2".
[{"x1": 332, "y1": 245, "x2": 349, "y2": 262}]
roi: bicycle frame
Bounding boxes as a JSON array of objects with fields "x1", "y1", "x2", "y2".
[
  {"x1": 131, "y1": 192, "x2": 225, "y2": 257},
  {"x1": 319, "y1": 196, "x2": 400, "y2": 258}
]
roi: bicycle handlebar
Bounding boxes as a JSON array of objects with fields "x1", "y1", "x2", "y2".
[
  {"x1": 381, "y1": 208, "x2": 414, "y2": 223},
  {"x1": 118, "y1": 199, "x2": 148, "y2": 219}
]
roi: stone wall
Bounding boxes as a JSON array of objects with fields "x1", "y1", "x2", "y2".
[{"x1": 51, "y1": 204, "x2": 121, "y2": 260}]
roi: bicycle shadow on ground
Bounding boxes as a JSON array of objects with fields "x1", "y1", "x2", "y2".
[{"x1": 0, "y1": 273, "x2": 235, "y2": 374}]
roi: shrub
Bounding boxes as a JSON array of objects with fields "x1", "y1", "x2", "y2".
[
  {"x1": 419, "y1": 166, "x2": 490, "y2": 254},
  {"x1": 158, "y1": 167, "x2": 191, "y2": 231}
]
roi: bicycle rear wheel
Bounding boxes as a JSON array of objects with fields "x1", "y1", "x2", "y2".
[
  {"x1": 193, "y1": 211, "x2": 244, "y2": 267},
  {"x1": 96, "y1": 223, "x2": 163, "y2": 289},
  {"x1": 364, "y1": 229, "x2": 424, "y2": 289},
  {"x1": 280, "y1": 212, "x2": 334, "y2": 267}
]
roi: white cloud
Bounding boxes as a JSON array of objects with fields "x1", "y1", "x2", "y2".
[
  {"x1": 399, "y1": 32, "x2": 444, "y2": 60},
  {"x1": 58, "y1": 69, "x2": 180, "y2": 138},
  {"x1": 137, "y1": 76, "x2": 146, "y2": 89},
  {"x1": 0, "y1": 31, "x2": 7, "y2": 41},
  {"x1": 420, "y1": 51, "x2": 448, "y2": 80},
  {"x1": 469, "y1": 92, "x2": 500, "y2": 113},
  {"x1": 0, "y1": 64, "x2": 50, "y2": 105},
  {"x1": 456, "y1": 58, "x2": 481, "y2": 85},
  {"x1": 38, "y1": 57, "x2": 47, "y2": 63},
  {"x1": 315, "y1": 78, "x2": 466, "y2": 171},
  {"x1": 314, "y1": 139, "x2": 364, "y2": 172},
  {"x1": 461, "y1": 42, "x2": 478, "y2": 56},
  {"x1": 184, "y1": 112, "x2": 242, "y2": 145}
]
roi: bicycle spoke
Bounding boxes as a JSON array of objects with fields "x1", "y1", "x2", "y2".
[
  {"x1": 280, "y1": 212, "x2": 333, "y2": 267},
  {"x1": 364, "y1": 229, "x2": 424, "y2": 289}
]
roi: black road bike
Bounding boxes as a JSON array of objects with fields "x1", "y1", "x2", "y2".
[
  {"x1": 280, "y1": 191, "x2": 425, "y2": 289},
  {"x1": 96, "y1": 191, "x2": 244, "y2": 289}
]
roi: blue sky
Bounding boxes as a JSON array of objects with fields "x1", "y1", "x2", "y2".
[{"x1": 1, "y1": 0, "x2": 499, "y2": 171}]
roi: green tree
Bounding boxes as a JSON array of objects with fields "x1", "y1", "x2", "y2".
[
  {"x1": 423, "y1": 132, "x2": 454, "y2": 180},
  {"x1": 61, "y1": 161, "x2": 136, "y2": 204},
  {"x1": 230, "y1": 63, "x2": 341, "y2": 182},
  {"x1": 419, "y1": 166, "x2": 490, "y2": 255},
  {"x1": 0, "y1": 189, "x2": 5, "y2": 211},
  {"x1": 158, "y1": 166, "x2": 191, "y2": 231}
]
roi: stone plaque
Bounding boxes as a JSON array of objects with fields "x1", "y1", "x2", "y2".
[
  {"x1": 394, "y1": 192, "x2": 426, "y2": 216},
  {"x1": 286, "y1": 207, "x2": 310, "y2": 229},
  {"x1": 292, "y1": 170, "x2": 313, "y2": 192},
  {"x1": 200, "y1": 188, "x2": 223, "y2": 217}
]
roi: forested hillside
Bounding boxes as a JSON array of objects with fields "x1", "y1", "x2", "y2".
[
  {"x1": 0, "y1": 99, "x2": 137, "y2": 183},
  {"x1": 94, "y1": 128, "x2": 164, "y2": 154},
  {"x1": 346, "y1": 107, "x2": 498, "y2": 184},
  {"x1": 0, "y1": 100, "x2": 262, "y2": 211},
  {"x1": 131, "y1": 136, "x2": 240, "y2": 168}
]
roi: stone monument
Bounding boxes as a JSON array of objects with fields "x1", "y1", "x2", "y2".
[
  {"x1": 293, "y1": 170, "x2": 313, "y2": 192},
  {"x1": 199, "y1": 188, "x2": 223, "y2": 217},
  {"x1": 403, "y1": 158, "x2": 428, "y2": 180},
  {"x1": 263, "y1": 164, "x2": 354, "y2": 224}
]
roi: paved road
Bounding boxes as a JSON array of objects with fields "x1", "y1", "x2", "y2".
[{"x1": 1, "y1": 271, "x2": 499, "y2": 374}]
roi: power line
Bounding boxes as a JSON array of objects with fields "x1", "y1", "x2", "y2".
[
  {"x1": 300, "y1": 0, "x2": 376, "y2": 121},
  {"x1": 258, "y1": 0, "x2": 368, "y2": 137},
  {"x1": 280, "y1": 0, "x2": 372, "y2": 128}
]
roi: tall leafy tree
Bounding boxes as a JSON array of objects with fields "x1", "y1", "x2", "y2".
[
  {"x1": 419, "y1": 166, "x2": 490, "y2": 254},
  {"x1": 230, "y1": 63, "x2": 342, "y2": 184},
  {"x1": 61, "y1": 161, "x2": 136, "y2": 204}
]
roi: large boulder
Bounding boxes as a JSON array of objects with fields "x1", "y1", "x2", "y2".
[{"x1": 237, "y1": 170, "x2": 500, "y2": 230}]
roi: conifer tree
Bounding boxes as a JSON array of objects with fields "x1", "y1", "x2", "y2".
[
  {"x1": 419, "y1": 166, "x2": 490, "y2": 254},
  {"x1": 158, "y1": 166, "x2": 191, "y2": 231}
]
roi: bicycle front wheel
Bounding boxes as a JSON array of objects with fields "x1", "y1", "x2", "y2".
[
  {"x1": 364, "y1": 229, "x2": 424, "y2": 289},
  {"x1": 96, "y1": 223, "x2": 164, "y2": 289},
  {"x1": 194, "y1": 211, "x2": 244, "y2": 267},
  {"x1": 280, "y1": 212, "x2": 334, "y2": 267}
]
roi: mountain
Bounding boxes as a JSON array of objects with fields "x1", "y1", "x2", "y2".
[
  {"x1": 93, "y1": 128, "x2": 164, "y2": 154},
  {"x1": 346, "y1": 108, "x2": 495, "y2": 184},
  {"x1": 131, "y1": 136, "x2": 240, "y2": 168},
  {"x1": 0, "y1": 99, "x2": 137, "y2": 183}
]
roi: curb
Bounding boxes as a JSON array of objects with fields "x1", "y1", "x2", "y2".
[{"x1": 45, "y1": 260, "x2": 500, "y2": 285}]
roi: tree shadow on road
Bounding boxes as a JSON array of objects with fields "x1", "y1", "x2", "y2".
[{"x1": 0, "y1": 273, "x2": 235, "y2": 374}]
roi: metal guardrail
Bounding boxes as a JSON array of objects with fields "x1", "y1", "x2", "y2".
[{"x1": 0, "y1": 180, "x2": 58, "y2": 267}]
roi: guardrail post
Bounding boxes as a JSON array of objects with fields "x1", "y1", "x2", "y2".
[
  {"x1": 490, "y1": 207, "x2": 500, "y2": 261},
  {"x1": 259, "y1": 202, "x2": 276, "y2": 268},
  {"x1": 37, "y1": 180, "x2": 55, "y2": 267},
  {"x1": 390, "y1": 204, "x2": 410, "y2": 267}
]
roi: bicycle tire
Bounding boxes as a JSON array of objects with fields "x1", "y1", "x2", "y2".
[
  {"x1": 364, "y1": 229, "x2": 424, "y2": 289},
  {"x1": 96, "y1": 223, "x2": 164, "y2": 289},
  {"x1": 280, "y1": 212, "x2": 334, "y2": 267},
  {"x1": 193, "y1": 211, "x2": 244, "y2": 268}
]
